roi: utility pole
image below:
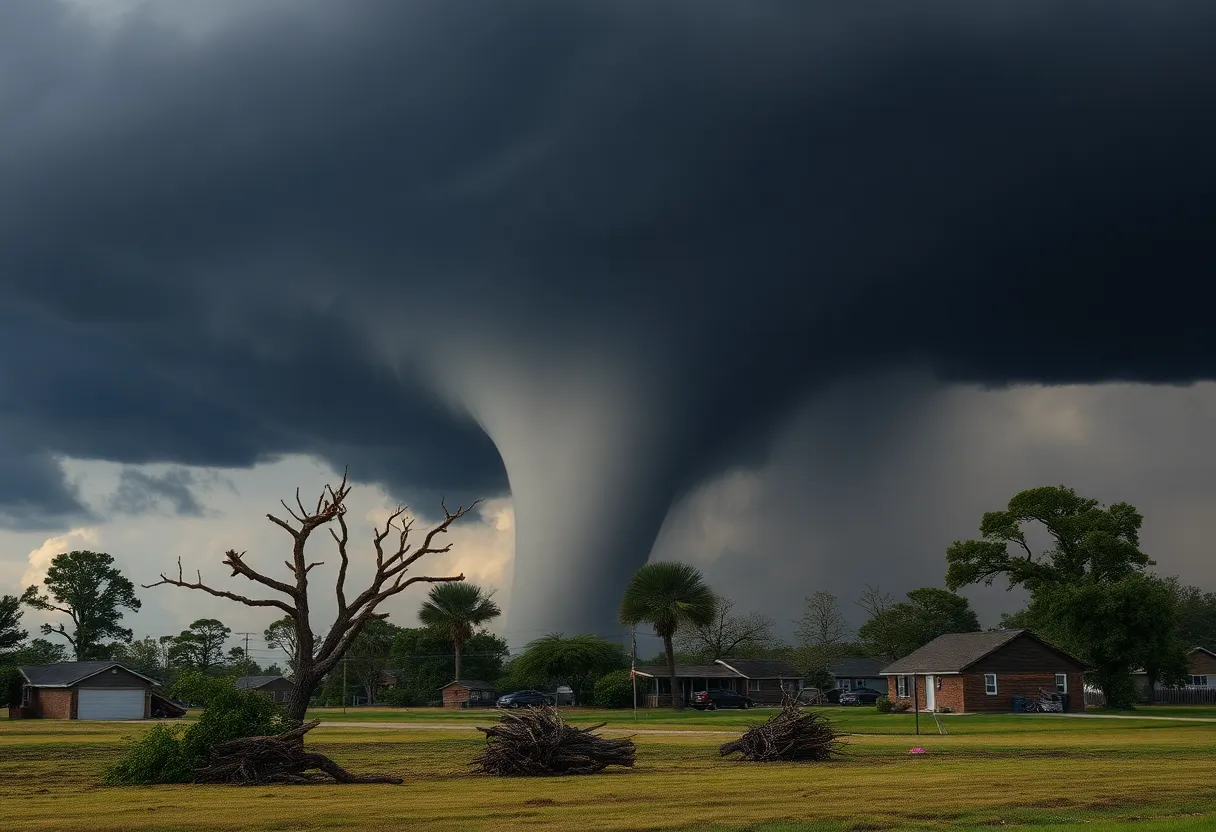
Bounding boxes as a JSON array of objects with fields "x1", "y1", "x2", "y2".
[{"x1": 631, "y1": 626, "x2": 638, "y2": 723}]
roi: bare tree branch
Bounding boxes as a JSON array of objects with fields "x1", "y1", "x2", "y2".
[{"x1": 144, "y1": 557, "x2": 297, "y2": 616}]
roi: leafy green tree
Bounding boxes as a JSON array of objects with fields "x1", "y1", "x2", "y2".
[
  {"x1": 619, "y1": 562, "x2": 716, "y2": 710},
  {"x1": 0, "y1": 595, "x2": 27, "y2": 658},
  {"x1": 675, "y1": 595, "x2": 777, "y2": 662},
  {"x1": 264, "y1": 616, "x2": 300, "y2": 675},
  {"x1": 21, "y1": 550, "x2": 141, "y2": 660},
  {"x1": 1170, "y1": 580, "x2": 1216, "y2": 649},
  {"x1": 511, "y1": 633, "x2": 627, "y2": 703},
  {"x1": 345, "y1": 618, "x2": 398, "y2": 704},
  {"x1": 859, "y1": 587, "x2": 980, "y2": 661},
  {"x1": 13, "y1": 638, "x2": 67, "y2": 666},
  {"x1": 169, "y1": 619, "x2": 231, "y2": 672},
  {"x1": 222, "y1": 646, "x2": 262, "y2": 678},
  {"x1": 111, "y1": 637, "x2": 172, "y2": 680},
  {"x1": 417, "y1": 582, "x2": 501, "y2": 681},
  {"x1": 386, "y1": 627, "x2": 508, "y2": 705},
  {"x1": 946, "y1": 485, "x2": 1186, "y2": 708}
]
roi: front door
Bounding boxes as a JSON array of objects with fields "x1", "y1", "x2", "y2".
[{"x1": 924, "y1": 675, "x2": 936, "y2": 711}]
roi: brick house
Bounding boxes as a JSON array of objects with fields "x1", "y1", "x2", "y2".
[
  {"x1": 880, "y1": 629, "x2": 1087, "y2": 714},
  {"x1": 440, "y1": 679, "x2": 498, "y2": 708},
  {"x1": 10, "y1": 661, "x2": 158, "y2": 720}
]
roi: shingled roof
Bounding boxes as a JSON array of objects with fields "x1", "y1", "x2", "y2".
[
  {"x1": 880, "y1": 629, "x2": 1056, "y2": 675},
  {"x1": 632, "y1": 665, "x2": 740, "y2": 679},
  {"x1": 714, "y1": 659, "x2": 802, "y2": 679},
  {"x1": 19, "y1": 661, "x2": 159, "y2": 687},
  {"x1": 235, "y1": 675, "x2": 291, "y2": 690},
  {"x1": 827, "y1": 657, "x2": 886, "y2": 678}
]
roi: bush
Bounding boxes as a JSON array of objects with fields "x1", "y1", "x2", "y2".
[
  {"x1": 592, "y1": 669, "x2": 634, "y2": 709},
  {"x1": 0, "y1": 665, "x2": 23, "y2": 708},
  {"x1": 874, "y1": 695, "x2": 893, "y2": 714},
  {"x1": 104, "y1": 676, "x2": 287, "y2": 784},
  {"x1": 937, "y1": 706, "x2": 953, "y2": 714},
  {"x1": 891, "y1": 699, "x2": 911, "y2": 713},
  {"x1": 379, "y1": 687, "x2": 415, "y2": 707}
]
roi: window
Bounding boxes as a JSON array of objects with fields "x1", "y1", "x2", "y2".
[
  {"x1": 936, "y1": 677, "x2": 943, "y2": 691},
  {"x1": 21, "y1": 685, "x2": 32, "y2": 706},
  {"x1": 896, "y1": 676, "x2": 908, "y2": 698},
  {"x1": 1055, "y1": 674, "x2": 1068, "y2": 694},
  {"x1": 854, "y1": 679, "x2": 865, "y2": 689},
  {"x1": 1189, "y1": 675, "x2": 1209, "y2": 687},
  {"x1": 984, "y1": 673, "x2": 998, "y2": 695},
  {"x1": 749, "y1": 680, "x2": 762, "y2": 692}
]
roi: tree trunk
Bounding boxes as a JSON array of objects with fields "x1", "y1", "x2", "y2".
[
  {"x1": 454, "y1": 639, "x2": 462, "y2": 682},
  {"x1": 285, "y1": 671, "x2": 319, "y2": 723},
  {"x1": 664, "y1": 635, "x2": 682, "y2": 710}
]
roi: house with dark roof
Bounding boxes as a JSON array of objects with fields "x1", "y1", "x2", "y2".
[
  {"x1": 235, "y1": 675, "x2": 295, "y2": 704},
  {"x1": 440, "y1": 679, "x2": 498, "y2": 708},
  {"x1": 632, "y1": 658, "x2": 804, "y2": 706},
  {"x1": 880, "y1": 629, "x2": 1087, "y2": 713},
  {"x1": 1131, "y1": 647, "x2": 1216, "y2": 703},
  {"x1": 11, "y1": 662, "x2": 159, "y2": 720},
  {"x1": 826, "y1": 657, "x2": 887, "y2": 693}
]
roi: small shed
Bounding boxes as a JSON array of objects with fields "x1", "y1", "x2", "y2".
[
  {"x1": 12, "y1": 661, "x2": 158, "y2": 720},
  {"x1": 554, "y1": 685, "x2": 574, "y2": 706},
  {"x1": 440, "y1": 679, "x2": 497, "y2": 709},
  {"x1": 235, "y1": 675, "x2": 295, "y2": 704}
]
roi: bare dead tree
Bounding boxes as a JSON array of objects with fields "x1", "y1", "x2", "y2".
[
  {"x1": 144, "y1": 468, "x2": 479, "y2": 721},
  {"x1": 674, "y1": 596, "x2": 777, "y2": 661}
]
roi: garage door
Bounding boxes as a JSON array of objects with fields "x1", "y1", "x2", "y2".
[{"x1": 77, "y1": 688, "x2": 145, "y2": 720}]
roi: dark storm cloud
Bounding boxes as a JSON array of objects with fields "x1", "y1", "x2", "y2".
[
  {"x1": 108, "y1": 466, "x2": 209, "y2": 517},
  {"x1": 3, "y1": 0, "x2": 1216, "y2": 631}
]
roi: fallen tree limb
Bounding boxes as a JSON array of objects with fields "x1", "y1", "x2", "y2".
[
  {"x1": 719, "y1": 699, "x2": 846, "y2": 762},
  {"x1": 472, "y1": 706, "x2": 636, "y2": 776},
  {"x1": 194, "y1": 720, "x2": 402, "y2": 785}
]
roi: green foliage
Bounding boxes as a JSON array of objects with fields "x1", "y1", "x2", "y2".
[
  {"x1": 1171, "y1": 580, "x2": 1216, "y2": 649},
  {"x1": 169, "y1": 618, "x2": 231, "y2": 672},
  {"x1": 593, "y1": 669, "x2": 635, "y2": 708},
  {"x1": 619, "y1": 562, "x2": 717, "y2": 641},
  {"x1": 418, "y1": 582, "x2": 501, "y2": 680},
  {"x1": 110, "y1": 636, "x2": 171, "y2": 681},
  {"x1": 387, "y1": 627, "x2": 508, "y2": 706},
  {"x1": 511, "y1": 633, "x2": 628, "y2": 702},
  {"x1": 874, "y1": 694, "x2": 893, "y2": 714},
  {"x1": 0, "y1": 594, "x2": 27, "y2": 655},
  {"x1": 263, "y1": 616, "x2": 299, "y2": 675},
  {"x1": 105, "y1": 672, "x2": 286, "y2": 784},
  {"x1": 859, "y1": 587, "x2": 980, "y2": 661},
  {"x1": 945, "y1": 485, "x2": 1185, "y2": 709},
  {"x1": 20, "y1": 550, "x2": 141, "y2": 660},
  {"x1": 345, "y1": 618, "x2": 399, "y2": 704},
  {"x1": 0, "y1": 665, "x2": 23, "y2": 707}
]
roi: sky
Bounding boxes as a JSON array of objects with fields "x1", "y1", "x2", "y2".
[{"x1": 2, "y1": 1, "x2": 1216, "y2": 656}]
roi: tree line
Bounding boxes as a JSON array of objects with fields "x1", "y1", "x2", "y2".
[{"x1": 3, "y1": 476, "x2": 1215, "y2": 714}]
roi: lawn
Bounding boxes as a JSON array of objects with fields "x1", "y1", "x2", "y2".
[{"x1": 2, "y1": 712, "x2": 1215, "y2": 831}]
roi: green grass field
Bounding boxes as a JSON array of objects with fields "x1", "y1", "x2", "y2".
[{"x1": 2, "y1": 709, "x2": 1214, "y2": 831}]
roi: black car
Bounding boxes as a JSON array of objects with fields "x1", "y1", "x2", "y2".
[
  {"x1": 496, "y1": 690, "x2": 555, "y2": 708},
  {"x1": 690, "y1": 689, "x2": 755, "y2": 710},
  {"x1": 838, "y1": 687, "x2": 884, "y2": 706}
]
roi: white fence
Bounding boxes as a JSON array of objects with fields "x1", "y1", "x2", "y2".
[{"x1": 1084, "y1": 687, "x2": 1216, "y2": 708}]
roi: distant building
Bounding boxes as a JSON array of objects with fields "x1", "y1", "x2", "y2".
[{"x1": 11, "y1": 661, "x2": 158, "y2": 720}]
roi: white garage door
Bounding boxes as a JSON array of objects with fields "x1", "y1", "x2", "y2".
[{"x1": 77, "y1": 688, "x2": 145, "y2": 720}]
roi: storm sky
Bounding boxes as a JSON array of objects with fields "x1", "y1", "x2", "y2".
[{"x1": 2, "y1": 1, "x2": 1215, "y2": 654}]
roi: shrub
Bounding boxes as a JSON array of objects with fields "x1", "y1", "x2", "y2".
[
  {"x1": 592, "y1": 669, "x2": 634, "y2": 709},
  {"x1": 937, "y1": 706, "x2": 953, "y2": 714},
  {"x1": 379, "y1": 687, "x2": 415, "y2": 707},
  {"x1": 891, "y1": 699, "x2": 911, "y2": 713},
  {"x1": 874, "y1": 695, "x2": 893, "y2": 714},
  {"x1": 104, "y1": 676, "x2": 286, "y2": 784}
]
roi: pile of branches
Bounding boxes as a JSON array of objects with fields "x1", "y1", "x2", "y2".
[
  {"x1": 719, "y1": 699, "x2": 846, "y2": 762},
  {"x1": 471, "y1": 706, "x2": 636, "y2": 776},
  {"x1": 194, "y1": 720, "x2": 402, "y2": 785}
]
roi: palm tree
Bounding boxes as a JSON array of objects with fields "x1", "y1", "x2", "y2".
[
  {"x1": 619, "y1": 562, "x2": 716, "y2": 710},
  {"x1": 418, "y1": 582, "x2": 501, "y2": 681}
]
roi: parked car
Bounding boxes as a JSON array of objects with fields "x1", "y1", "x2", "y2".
[
  {"x1": 496, "y1": 690, "x2": 556, "y2": 708},
  {"x1": 838, "y1": 687, "x2": 884, "y2": 706},
  {"x1": 690, "y1": 689, "x2": 755, "y2": 710}
]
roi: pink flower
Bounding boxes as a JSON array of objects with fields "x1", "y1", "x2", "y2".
[{"x1": 909, "y1": 747, "x2": 927, "y2": 754}]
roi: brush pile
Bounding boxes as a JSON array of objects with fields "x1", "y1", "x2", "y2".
[
  {"x1": 718, "y1": 699, "x2": 845, "y2": 762},
  {"x1": 471, "y1": 706, "x2": 636, "y2": 776},
  {"x1": 194, "y1": 720, "x2": 403, "y2": 785}
]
